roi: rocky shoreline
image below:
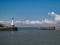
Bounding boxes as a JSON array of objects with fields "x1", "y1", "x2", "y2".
[{"x1": 0, "y1": 24, "x2": 18, "y2": 31}]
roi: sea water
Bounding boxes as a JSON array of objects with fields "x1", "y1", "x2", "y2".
[{"x1": 0, "y1": 29, "x2": 60, "y2": 45}]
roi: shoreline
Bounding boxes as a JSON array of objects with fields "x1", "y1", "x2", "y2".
[
  {"x1": 0, "y1": 26, "x2": 60, "y2": 31},
  {"x1": 18, "y1": 26, "x2": 60, "y2": 30}
]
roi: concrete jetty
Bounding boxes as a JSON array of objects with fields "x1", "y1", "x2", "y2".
[
  {"x1": 39, "y1": 26, "x2": 60, "y2": 30},
  {"x1": 55, "y1": 26, "x2": 60, "y2": 30}
]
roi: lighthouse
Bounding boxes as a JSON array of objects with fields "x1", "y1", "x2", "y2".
[
  {"x1": 11, "y1": 17, "x2": 15, "y2": 27},
  {"x1": 10, "y1": 17, "x2": 18, "y2": 30}
]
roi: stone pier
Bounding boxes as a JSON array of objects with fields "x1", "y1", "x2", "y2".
[{"x1": 55, "y1": 26, "x2": 60, "y2": 30}]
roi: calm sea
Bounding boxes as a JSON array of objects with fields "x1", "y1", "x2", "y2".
[{"x1": 0, "y1": 29, "x2": 60, "y2": 45}]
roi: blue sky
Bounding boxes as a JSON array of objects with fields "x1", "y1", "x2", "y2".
[{"x1": 0, "y1": 0, "x2": 60, "y2": 27}]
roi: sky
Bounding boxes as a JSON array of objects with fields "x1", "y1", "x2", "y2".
[{"x1": 0, "y1": 0, "x2": 60, "y2": 27}]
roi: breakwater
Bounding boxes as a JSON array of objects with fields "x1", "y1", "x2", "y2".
[
  {"x1": 18, "y1": 26, "x2": 60, "y2": 30},
  {"x1": 39, "y1": 26, "x2": 60, "y2": 30}
]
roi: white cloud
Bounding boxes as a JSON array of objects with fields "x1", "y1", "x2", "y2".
[
  {"x1": 30, "y1": 20, "x2": 42, "y2": 24},
  {"x1": 15, "y1": 11, "x2": 60, "y2": 25},
  {"x1": 48, "y1": 11, "x2": 60, "y2": 22},
  {"x1": 0, "y1": 19, "x2": 57, "y2": 25},
  {"x1": 15, "y1": 19, "x2": 56, "y2": 24},
  {"x1": 23, "y1": 20, "x2": 30, "y2": 24},
  {"x1": 16, "y1": 20, "x2": 42, "y2": 24},
  {"x1": 0, "y1": 11, "x2": 60, "y2": 25},
  {"x1": 41, "y1": 19, "x2": 56, "y2": 24},
  {"x1": 55, "y1": 15, "x2": 60, "y2": 22},
  {"x1": 0, "y1": 21, "x2": 10, "y2": 23},
  {"x1": 15, "y1": 21, "x2": 22, "y2": 23},
  {"x1": 48, "y1": 11, "x2": 57, "y2": 17}
]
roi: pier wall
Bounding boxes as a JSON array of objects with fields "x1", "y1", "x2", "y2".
[{"x1": 55, "y1": 27, "x2": 60, "y2": 30}]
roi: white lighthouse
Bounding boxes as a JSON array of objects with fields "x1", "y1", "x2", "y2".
[{"x1": 11, "y1": 17, "x2": 15, "y2": 27}]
